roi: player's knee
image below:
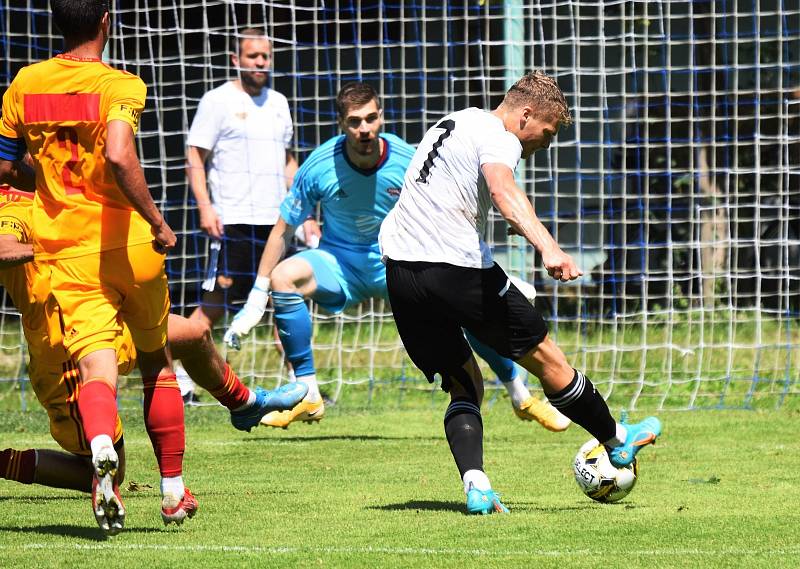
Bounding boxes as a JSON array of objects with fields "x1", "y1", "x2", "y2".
[{"x1": 271, "y1": 259, "x2": 315, "y2": 295}]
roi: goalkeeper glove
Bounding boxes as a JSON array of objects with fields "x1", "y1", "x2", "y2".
[{"x1": 223, "y1": 276, "x2": 270, "y2": 350}]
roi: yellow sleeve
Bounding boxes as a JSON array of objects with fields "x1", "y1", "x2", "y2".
[
  {"x1": 106, "y1": 74, "x2": 147, "y2": 134},
  {"x1": 0, "y1": 201, "x2": 31, "y2": 243},
  {"x1": 0, "y1": 79, "x2": 26, "y2": 160}
]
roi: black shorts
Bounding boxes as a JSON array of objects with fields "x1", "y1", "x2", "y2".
[
  {"x1": 213, "y1": 224, "x2": 273, "y2": 303},
  {"x1": 385, "y1": 259, "x2": 548, "y2": 385}
]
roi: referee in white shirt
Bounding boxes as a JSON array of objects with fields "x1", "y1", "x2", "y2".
[
  {"x1": 379, "y1": 70, "x2": 661, "y2": 515},
  {"x1": 185, "y1": 28, "x2": 316, "y2": 327}
]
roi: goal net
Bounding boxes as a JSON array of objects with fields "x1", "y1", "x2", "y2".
[{"x1": 1, "y1": 0, "x2": 799, "y2": 411}]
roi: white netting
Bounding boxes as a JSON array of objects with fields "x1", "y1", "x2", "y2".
[{"x1": 1, "y1": 0, "x2": 799, "y2": 410}]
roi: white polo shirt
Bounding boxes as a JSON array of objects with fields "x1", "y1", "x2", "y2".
[
  {"x1": 187, "y1": 81, "x2": 293, "y2": 225},
  {"x1": 379, "y1": 108, "x2": 521, "y2": 268}
]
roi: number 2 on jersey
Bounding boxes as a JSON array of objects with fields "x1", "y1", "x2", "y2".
[
  {"x1": 56, "y1": 126, "x2": 86, "y2": 196},
  {"x1": 416, "y1": 119, "x2": 455, "y2": 183}
]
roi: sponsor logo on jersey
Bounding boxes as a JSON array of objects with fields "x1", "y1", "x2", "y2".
[{"x1": 387, "y1": 186, "x2": 401, "y2": 197}]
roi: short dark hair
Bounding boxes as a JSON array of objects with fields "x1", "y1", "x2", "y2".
[
  {"x1": 50, "y1": 0, "x2": 109, "y2": 44},
  {"x1": 336, "y1": 82, "x2": 381, "y2": 119},
  {"x1": 503, "y1": 70, "x2": 573, "y2": 125},
  {"x1": 231, "y1": 28, "x2": 270, "y2": 56}
]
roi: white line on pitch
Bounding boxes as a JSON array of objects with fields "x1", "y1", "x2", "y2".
[{"x1": 5, "y1": 544, "x2": 800, "y2": 557}]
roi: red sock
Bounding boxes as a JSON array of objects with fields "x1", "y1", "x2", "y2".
[
  {"x1": 77, "y1": 378, "x2": 118, "y2": 443},
  {"x1": 208, "y1": 364, "x2": 251, "y2": 410},
  {"x1": 0, "y1": 448, "x2": 36, "y2": 484},
  {"x1": 142, "y1": 373, "x2": 185, "y2": 478}
]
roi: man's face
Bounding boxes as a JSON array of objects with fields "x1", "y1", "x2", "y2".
[
  {"x1": 518, "y1": 111, "x2": 561, "y2": 159},
  {"x1": 339, "y1": 99, "x2": 384, "y2": 157},
  {"x1": 233, "y1": 38, "x2": 272, "y2": 90}
]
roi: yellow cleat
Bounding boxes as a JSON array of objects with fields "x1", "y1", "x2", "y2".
[
  {"x1": 513, "y1": 396, "x2": 571, "y2": 432},
  {"x1": 260, "y1": 398, "x2": 325, "y2": 429}
]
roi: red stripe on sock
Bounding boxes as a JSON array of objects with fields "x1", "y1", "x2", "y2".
[
  {"x1": 208, "y1": 364, "x2": 251, "y2": 410},
  {"x1": 77, "y1": 379, "x2": 118, "y2": 443},
  {"x1": 142, "y1": 372, "x2": 185, "y2": 477}
]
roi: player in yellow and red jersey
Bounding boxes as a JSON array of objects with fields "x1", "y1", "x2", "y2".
[
  {"x1": 0, "y1": 1, "x2": 184, "y2": 535},
  {"x1": 0, "y1": 186, "x2": 306, "y2": 519}
]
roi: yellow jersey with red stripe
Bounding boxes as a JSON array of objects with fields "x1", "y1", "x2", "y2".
[{"x1": 0, "y1": 54, "x2": 153, "y2": 260}]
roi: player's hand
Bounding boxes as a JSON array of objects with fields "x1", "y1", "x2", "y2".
[
  {"x1": 303, "y1": 218, "x2": 321, "y2": 249},
  {"x1": 541, "y1": 247, "x2": 583, "y2": 282},
  {"x1": 198, "y1": 203, "x2": 224, "y2": 239},
  {"x1": 223, "y1": 283, "x2": 270, "y2": 350},
  {"x1": 152, "y1": 220, "x2": 177, "y2": 253}
]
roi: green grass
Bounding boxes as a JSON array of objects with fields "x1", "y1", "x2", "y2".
[{"x1": 1, "y1": 402, "x2": 799, "y2": 568}]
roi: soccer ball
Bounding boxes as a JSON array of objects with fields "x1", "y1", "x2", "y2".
[{"x1": 573, "y1": 438, "x2": 638, "y2": 503}]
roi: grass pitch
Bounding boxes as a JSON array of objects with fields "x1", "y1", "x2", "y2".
[{"x1": 1, "y1": 400, "x2": 799, "y2": 568}]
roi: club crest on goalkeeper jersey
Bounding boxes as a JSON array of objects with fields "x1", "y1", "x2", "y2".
[{"x1": 0, "y1": 54, "x2": 153, "y2": 259}]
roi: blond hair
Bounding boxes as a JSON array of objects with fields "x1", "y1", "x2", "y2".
[{"x1": 503, "y1": 70, "x2": 573, "y2": 125}]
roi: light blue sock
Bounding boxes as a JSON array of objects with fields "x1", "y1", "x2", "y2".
[
  {"x1": 463, "y1": 329, "x2": 517, "y2": 383},
  {"x1": 271, "y1": 291, "x2": 315, "y2": 377}
]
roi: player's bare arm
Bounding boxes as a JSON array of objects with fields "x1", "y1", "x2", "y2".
[
  {"x1": 186, "y1": 145, "x2": 222, "y2": 239},
  {"x1": 483, "y1": 162, "x2": 582, "y2": 282},
  {"x1": 106, "y1": 120, "x2": 176, "y2": 252},
  {"x1": 0, "y1": 233, "x2": 33, "y2": 267},
  {"x1": 255, "y1": 216, "x2": 297, "y2": 282},
  {"x1": 0, "y1": 159, "x2": 36, "y2": 192}
]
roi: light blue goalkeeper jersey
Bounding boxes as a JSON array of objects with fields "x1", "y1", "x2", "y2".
[{"x1": 280, "y1": 133, "x2": 415, "y2": 251}]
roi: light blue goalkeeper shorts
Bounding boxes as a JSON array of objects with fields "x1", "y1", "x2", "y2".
[{"x1": 294, "y1": 242, "x2": 388, "y2": 314}]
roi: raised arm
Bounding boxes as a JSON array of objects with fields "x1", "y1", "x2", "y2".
[
  {"x1": 482, "y1": 162, "x2": 582, "y2": 282},
  {"x1": 106, "y1": 120, "x2": 176, "y2": 252}
]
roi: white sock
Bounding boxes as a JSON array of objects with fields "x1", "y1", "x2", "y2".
[
  {"x1": 232, "y1": 389, "x2": 257, "y2": 412},
  {"x1": 462, "y1": 469, "x2": 492, "y2": 494},
  {"x1": 89, "y1": 434, "x2": 115, "y2": 458},
  {"x1": 297, "y1": 374, "x2": 321, "y2": 402},
  {"x1": 604, "y1": 424, "x2": 628, "y2": 448},
  {"x1": 174, "y1": 362, "x2": 195, "y2": 397},
  {"x1": 161, "y1": 475, "x2": 185, "y2": 498},
  {"x1": 504, "y1": 371, "x2": 532, "y2": 408}
]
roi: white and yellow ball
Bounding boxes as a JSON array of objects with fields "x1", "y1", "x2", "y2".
[{"x1": 573, "y1": 438, "x2": 638, "y2": 503}]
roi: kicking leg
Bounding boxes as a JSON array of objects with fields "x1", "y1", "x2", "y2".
[
  {"x1": 167, "y1": 314, "x2": 306, "y2": 432},
  {"x1": 516, "y1": 336, "x2": 661, "y2": 466}
]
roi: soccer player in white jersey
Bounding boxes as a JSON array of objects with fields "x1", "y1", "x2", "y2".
[
  {"x1": 379, "y1": 71, "x2": 662, "y2": 514},
  {"x1": 223, "y1": 82, "x2": 568, "y2": 432}
]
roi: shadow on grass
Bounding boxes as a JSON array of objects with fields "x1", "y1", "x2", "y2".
[
  {"x1": 0, "y1": 495, "x2": 85, "y2": 502},
  {"x1": 509, "y1": 501, "x2": 638, "y2": 512},
  {"x1": 369, "y1": 500, "x2": 465, "y2": 513},
  {"x1": 244, "y1": 434, "x2": 440, "y2": 443},
  {"x1": 0, "y1": 523, "x2": 163, "y2": 541}
]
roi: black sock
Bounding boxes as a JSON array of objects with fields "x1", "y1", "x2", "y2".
[
  {"x1": 547, "y1": 369, "x2": 616, "y2": 442},
  {"x1": 444, "y1": 399, "x2": 483, "y2": 478}
]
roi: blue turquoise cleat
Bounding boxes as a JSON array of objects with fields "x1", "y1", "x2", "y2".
[
  {"x1": 609, "y1": 416, "x2": 662, "y2": 467},
  {"x1": 230, "y1": 383, "x2": 309, "y2": 432},
  {"x1": 466, "y1": 484, "x2": 510, "y2": 515}
]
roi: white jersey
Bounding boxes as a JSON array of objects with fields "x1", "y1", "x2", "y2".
[
  {"x1": 379, "y1": 108, "x2": 521, "y2": 268},
  {"x1": 187, "y1": 81, "x2": 293, "y2": 225}
]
